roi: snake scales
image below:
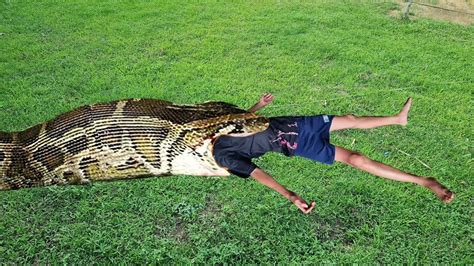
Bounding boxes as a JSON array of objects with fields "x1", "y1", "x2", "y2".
[{"x1": 0, "y1": 99, "x2": 269, "y2": 190}]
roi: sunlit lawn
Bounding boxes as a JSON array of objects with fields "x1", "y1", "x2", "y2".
[{"x1": 0, "y1": 1, "x2": 472, "y2": 264}]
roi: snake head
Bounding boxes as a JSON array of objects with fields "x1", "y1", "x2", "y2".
[
  {"x1": 185, "y1": 112, "x2": 270, "y2": 148},
  {"x1": 212, "y1": 112, "x2": 269, "y2": 137},
  {"x1": 230, "y1": 114, "x2": 269, "y2": 134}
]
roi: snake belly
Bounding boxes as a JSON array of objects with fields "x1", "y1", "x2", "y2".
[{"x1": 0, "y1": 99, "x2": 269, "y2": 190}]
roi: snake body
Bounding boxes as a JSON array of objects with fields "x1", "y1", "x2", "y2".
[{"x1": 0, "y1": 99, "x2": 269, "y2": 190}]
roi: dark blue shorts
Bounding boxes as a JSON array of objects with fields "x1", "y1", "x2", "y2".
[{"x1": 295, "y1": 115, "x2": 335, "y2": 165}]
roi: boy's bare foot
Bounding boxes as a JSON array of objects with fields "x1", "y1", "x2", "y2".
[
  {"x1": 423, "y1": 177, "x2": 455, "y2": 203},
  {"x1": 397, "y1": 97, "x2": 412, "y2": 126}
]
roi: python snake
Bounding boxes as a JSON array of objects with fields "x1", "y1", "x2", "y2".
[{"x1": 0, "y1": 99, "x2": 269, "y2": 190}]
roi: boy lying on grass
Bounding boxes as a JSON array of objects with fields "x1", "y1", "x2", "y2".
[{"x1": 211, "y1": 93, "x2": 455, "y2": 214}]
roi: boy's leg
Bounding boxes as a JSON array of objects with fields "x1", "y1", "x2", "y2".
[
  {"x1": 334, "y1": 146, "x2": 454, "y2": 202},
  {"x1": 330, "y1": 98, "x2": 412, "y2": 132}
]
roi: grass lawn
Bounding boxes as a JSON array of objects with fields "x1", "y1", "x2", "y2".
[{"x1": 0, "y1": 0, "x2": 472, "y2": 264}]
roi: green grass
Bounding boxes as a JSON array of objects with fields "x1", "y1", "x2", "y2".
[{"x1": 1, "y1": 0, "x2": 472, "y2": 264}]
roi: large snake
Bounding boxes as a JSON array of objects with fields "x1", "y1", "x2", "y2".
[{"x1": 0, "y1": 99, "x2": 269, "y2": 190}]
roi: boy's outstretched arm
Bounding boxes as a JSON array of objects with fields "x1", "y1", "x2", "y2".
[
  {"x1": 248, "y1": 93, "x2": 274, "y2": 113},
  {"x1": 250, "y1": 168, "x2": 316, "y2": 214}
]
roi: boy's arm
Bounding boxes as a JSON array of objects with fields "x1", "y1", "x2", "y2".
[
  {"x1": 250, "y1": 168, "x2": 316, "y2": 214},
  {"x1": 248, "y1": 93, "x2": 274, "y2": 113}
]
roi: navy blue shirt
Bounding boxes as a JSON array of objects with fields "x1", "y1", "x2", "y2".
[{"x1": 212, "y1": 116, "x2": 301, "y2": 178}]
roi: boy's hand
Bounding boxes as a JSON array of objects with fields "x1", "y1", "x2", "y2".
[
  {"x1": 290, "y1": 193, "x2": 316, "y2": 214},
  {"x1": 248, "y1": 93, "x2": 274, "y2": 113},
  {"x1": 250, "y1": 168, "x2": 315, "y2": 214},
  {"x1": 259, "y1": 93, "x2": 274, "y2": 106}
]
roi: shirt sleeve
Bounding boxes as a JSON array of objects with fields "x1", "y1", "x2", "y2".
[{"x1": 219, "y1": 152, "x2": 258, "y2": 178}]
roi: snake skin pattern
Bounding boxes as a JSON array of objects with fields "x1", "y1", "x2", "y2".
[{"x1": 0, "y1": 99, "x2": 269, "y2": 190}]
